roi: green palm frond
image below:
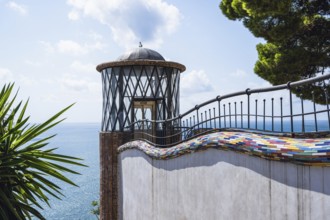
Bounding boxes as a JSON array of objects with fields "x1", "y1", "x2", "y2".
[{"x1": 0, "y1": 83, "x2": 86, "y2": 219}]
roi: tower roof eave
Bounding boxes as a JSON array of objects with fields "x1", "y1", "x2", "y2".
[{"x1": 96, "y1": 60, "x2": 186, "y2": 72}]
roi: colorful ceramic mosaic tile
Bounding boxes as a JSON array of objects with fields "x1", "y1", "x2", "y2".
[{"x1": 118, "y1": 132, "x2": 330, "y2": 166}]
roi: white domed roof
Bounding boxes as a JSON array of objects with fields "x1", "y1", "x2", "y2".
[{"x1": 117, "y1": 47, "x2": 165, "y2": 61}]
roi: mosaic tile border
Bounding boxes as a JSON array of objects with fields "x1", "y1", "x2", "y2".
[{"x1": 118, "y1": 131, "x2": 330, "y2": 166}]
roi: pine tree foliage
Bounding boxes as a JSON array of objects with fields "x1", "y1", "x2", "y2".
[{"x1": 220, "y1": 0, "x2": 330, "y2": 102}]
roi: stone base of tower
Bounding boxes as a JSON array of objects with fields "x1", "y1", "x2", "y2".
[{"x1": 99, "y1": 132, "x2": 130, "y2": 220}]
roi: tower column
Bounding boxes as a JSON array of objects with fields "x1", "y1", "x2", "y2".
[{"x1": 99, "y1": 132, "x2": 124, "y2": 220}]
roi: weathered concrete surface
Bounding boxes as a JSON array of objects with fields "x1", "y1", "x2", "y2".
[{"x1": 119, "y1": 149, "x2": 330, "y2": 220}]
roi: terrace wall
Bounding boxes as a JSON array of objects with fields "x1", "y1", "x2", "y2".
[{"x1": 119, "y1": 148, "x2": 330, "y2": 220}]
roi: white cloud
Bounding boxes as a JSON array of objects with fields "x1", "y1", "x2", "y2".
[
  {"x1": 57, "y1": 40, "x2": 87, "y2": 55},
  {"x1": 89, "y1": 31, "x2": 103, "y2": 41},
  {"x1": 213, "y1": 69, "x2": 271, "y2": 95},
  {"x1": 70, "y1": 60, "x2": 95, "y2": 73},
  {"x1": 87, "y1": 41, "x2": 105, "y2": 50},
  {"x1": 40, "y1": 40, "x2": 105, "y2": 55},
  {"x1": 60, "y1": 75, "x2": 100, "y2": 92},
  {"x1": 66, "y1": 0, "x2": 182, "y2": 48},
  {"x1": 230, "y1": 69, "x2": 248, "y2": 77},
  {"x1": 68, "y1": 10, "x2": 80, "y2": 20},
  {"x1": 40, "y1": 94, "x2": 59, "y2": 102},
  {"x1": 62, "y1": 78, "x2": 88, "y2": 91},
  {"x1": 6, "y1": 1, "x2": 28, "y2": 15},
  {"x1": 0, "y1": 68, "x2": 14, "y2": 82},
  {"x1": 24, "y1": 60, "x2": 42, "y2": 67},
  {"x1": 181, "y1": 70, "x2": 214, "y2": 95},
  {"x1": 39, "y1": 41, "x2": 55, "y2": 53},
  {"x1": 19, "y1": 75, "x2": 37, "y2": 86}
]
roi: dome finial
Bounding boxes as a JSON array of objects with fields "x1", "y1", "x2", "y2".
[{"x1": 139, "y1": 42, "x2": 143, "y2": 48}]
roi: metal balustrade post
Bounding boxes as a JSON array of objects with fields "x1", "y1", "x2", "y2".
[
  {"x1": 255, "y1": 99, "x2": 258, "y2": 129},
  {"x1": 178, "y1": 116, "x2": 182, "y2": 142},
  {"x1": 204, "y1": 110, "x2": 207, "y2": 129},
  {"x1": 234, "y1": 102, "x2": 237, "y2": 128},
  {"x1": 218, "y1": 98, "x2": 221, "y2": 129},
  {"x1": 182, "y1": 120, "x2": 185, "y2": 140},
  {"x1": 213, "y1": 108, "x2": 216, "y2": 129},
  {"x1": 324, "y1": 87, "x2": 330, "y2": 130},
  {"x1": 300, "y1": 94, "x2": 305, "y2": 132},
  {"x1": 223, "y1": 104, "x2": 226, "y2": 128},
  {"x1": 288, "y1": 82, "x2": 294, "y2": 133},
  {"x1": 190, "y1": 117, "x2": 192, "y2": 132},
  {"x1": 201, "y1": 112, "x2": 204, "y2": 130},
  {"x1": 280, "y1": 97, "x2": 283, "y2": 132},
  {"x1": 229, "y1": 103, "x2": 232, "y2": 128},
  {"x1": 186, "y1": 119, "x2": 189, "y2": 139},
  {"x1": 193, "y1": 115, "x2": 196, "y2": 134},
  {"x1": 263, "y1": 99, "x2": 266, "y2": 131},
  {"x1": 209, "y1": 109, "x2": 212, "y2": 128},
  {"x1": 312, "y1": 91, "x2": 318, "y2": 131},
  {"x1": 240, "y1": 101, "x2": 243, "y2": 128},
  {"x1": 272, "y1": 98, "x2": 274, "y2": 132},
  {"x1": 246, "y1": 89, "x2": 250, "y2": 129},
  {"x1": 196, "y1": 106, "x2": 200, "y2": 131}
]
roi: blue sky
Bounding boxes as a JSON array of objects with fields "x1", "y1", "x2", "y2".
[{"x1": 1, "y1": 0, "x2": 269, "y2": 123}]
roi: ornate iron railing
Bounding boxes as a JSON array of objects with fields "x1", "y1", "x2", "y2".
[{"x1": 125, "y1": 74, "x2": 330, "y2": 147}]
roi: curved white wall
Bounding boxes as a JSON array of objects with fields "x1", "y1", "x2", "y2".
[{"x1": 119, "y1": 149, "x2": 330, "y2": 220}]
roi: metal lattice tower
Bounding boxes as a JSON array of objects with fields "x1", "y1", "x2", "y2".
[{"x1": 96, "y1": 47, "x2": 186, "y2": 132}]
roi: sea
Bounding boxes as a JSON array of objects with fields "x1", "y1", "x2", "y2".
[{"x1": 36, "y1": 123, "x2": 100, "y2": 220}]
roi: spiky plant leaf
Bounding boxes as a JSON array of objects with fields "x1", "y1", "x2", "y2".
[{"x1": 0, "y1": 83, "x2": 86, "y2": 219}]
